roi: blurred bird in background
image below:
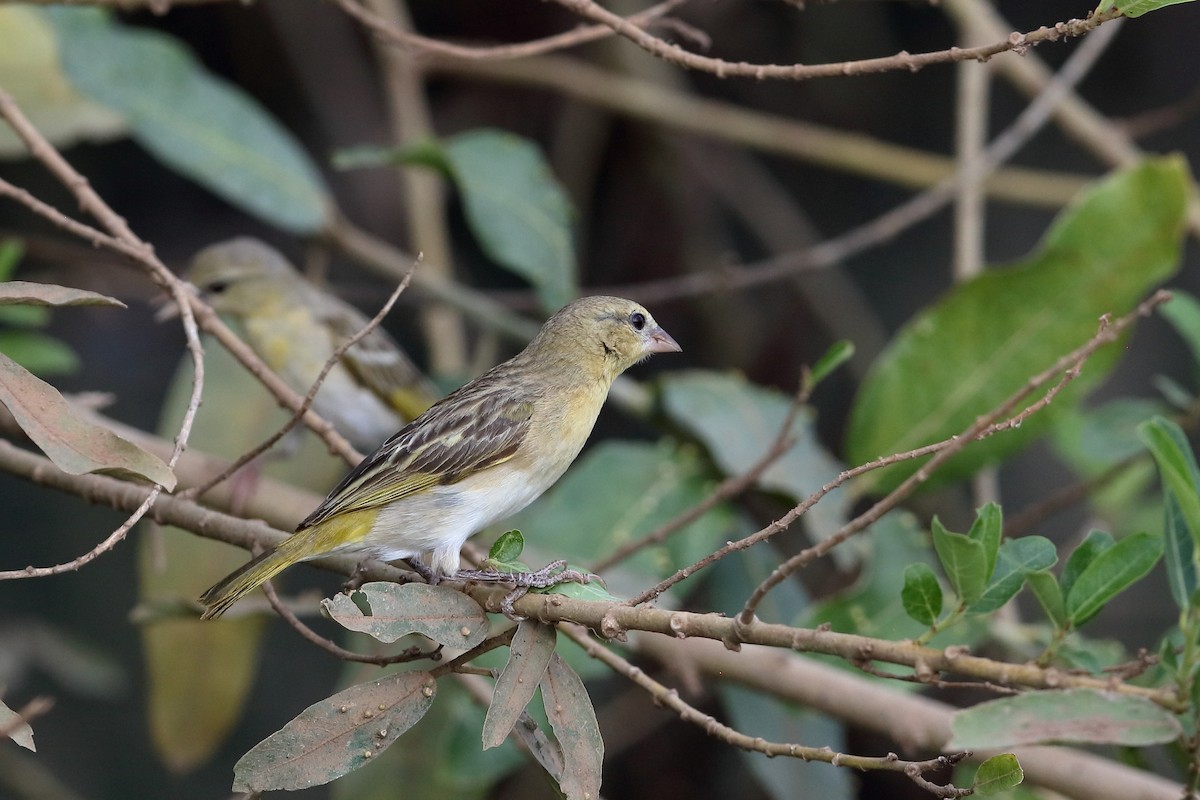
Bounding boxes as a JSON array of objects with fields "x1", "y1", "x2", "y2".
[
  {"x1": 186, "y1": 237, "x2": 437, "y2": 452},
  {"x1": 199, "y1": 295, "x2": 681, "y2": 619}
]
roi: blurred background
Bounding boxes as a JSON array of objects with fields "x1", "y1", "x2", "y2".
[{"x1": 2, "y1": 0, "x2": 1200, "y2": 797}]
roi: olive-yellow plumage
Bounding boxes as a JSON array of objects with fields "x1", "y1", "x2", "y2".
[
  {"x1": 199, "y1": 295, "x2": 681, "y2": 619},
  {"x1": 187, "y1": 238, "x2": 437, "y2": 450}
]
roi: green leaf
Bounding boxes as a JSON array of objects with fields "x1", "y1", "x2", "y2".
[
  {"x1": 808, "y1": 340, "x2": 855, "y2": 388},
  {"x1": 970, "y1": 536, "x2": 1057, "y2": 615},
  {"x1": 1115, "y1": 0, "x2": 1196, "y2": 17},
  {"x1": 1165, "y1": 493, "x2": 1198, "y2": 611},
  {"x1": 540, "y1": 654, "x2": 603, "y2": 800},
  {"x1": 1160, "y1": 289, "x2": 1200, "y2": 371},
  {"x1": 443, "y1": 129, "x2": 576, "y2": 312},
  {"x1": 900, "y1": 563, "x2": 943, "y2": 625},
  {"x1": 0, "y1": 331, "x2": 79, "y2": 375},
  {"x1": 538, "y1": 575, "x2": 623, "y2": 604},
  {"x1": 487, "y1": 530, "x2": 526, "y2": 568},
  {"x1": 973, "y1": 754, "x2": 1024, "y2": 796},
  {"x1": 1065, "y1": 532, "x2": 1163, "y2": 626},
  {"x1": 333, "y1": 139, "x2": 447, "y2": 172},
  {"x1": 1060, "y1": 529, "x2": 1114, "y2": 601},
  {"x1": 0, "y1": 700, "x2": 36, "y2": 751},
  {"x1": 323, "y1": 582, "x2": 489, "y2": 648},
  {"x1": 931, "y1": 517, "x2": 989, "y2": 605},
  {"x1": 0, "y1": 351, "x2": 175, "y2": 487},
  {"x1": 967, "y1": 502, "x2": 1003, "y2": 577},
  {"x1": 0, "y1": 239, "x2": 24, "y2": 282},
  {"x1": 1054, "y1": 398, "x2": 1166, "y2": 473},
  {"x1": 1140, "y1": 416, "x2": 1200, "y2": 609},
  {"x1": 949, "y1": 689, "x2": 1181, "y2": 749},
  {"x1": 1026, "y1": 571, "x2": 1066, "y2": 629},
  {"x1": 845, "y1": 158, "x2": 1190, "y2": 493},
  {"x1": 46, "y1": 8, "x2": 330, "y2": 233},
  {"x1": 0, "y1": 280, "x2": 125, "y2": 307},
  {"x1": 660, "y1": 371, "x2": 848, "y2": 544},
  {"x1": 233, "y1": 671, "x2": 437, "y2": 792},
  {"x1": 482, "y1": 620, "x2": 556, "y2": 750}
]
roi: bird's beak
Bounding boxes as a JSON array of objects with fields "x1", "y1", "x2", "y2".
[{"x1": 647, "y1": 326, "x2": 682, "y2": 354}]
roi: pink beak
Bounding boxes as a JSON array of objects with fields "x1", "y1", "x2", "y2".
[{"x1": 648, "y1": 326, "x2": 682, "y2": 354}]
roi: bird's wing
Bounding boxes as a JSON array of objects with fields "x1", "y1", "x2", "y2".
[
  {"x1": 297, "y1": 375, "x2": 535, "y2": 528},
  {"x1": 317, "y1": 294, "x2": 437, "y2": 420}
]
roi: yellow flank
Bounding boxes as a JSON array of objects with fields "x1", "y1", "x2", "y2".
[{"x1": 198, "y1": 294, "x2": 682, "y2": 619}]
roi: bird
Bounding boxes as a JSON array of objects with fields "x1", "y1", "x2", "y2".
[
  {"x1": 199, "y1": 295, "x2": 681, "y2": 619},
  {"x1": 187, "y1": 238, "x2": 438, "y2": 452}
]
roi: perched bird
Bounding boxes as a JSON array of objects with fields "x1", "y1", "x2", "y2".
[
  {"x1": 187, "y1": 238, "x2": 437, "y2": 451},
  {"x1": 199, "y1": 295, "x2": 681, "y2": 619}
]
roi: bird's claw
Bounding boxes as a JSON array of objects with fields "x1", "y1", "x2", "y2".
[{"x1": 454, "y1": 560, "x2": 600, "y2": 620}]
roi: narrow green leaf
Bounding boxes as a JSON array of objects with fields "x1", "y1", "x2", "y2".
[
  {"x1": 1065, "y1": 532, "x2": 1163, "y2": 626},
  {"x1": 488, "y1": 530, "x2": 526, "y2": 566},
  {"x1": 0, "y1": 352, "x2": 175, "y2": 487},
  {"x1": 332, "y1": 139, "x2": 447, "y2": 172},
  {"x1": 1140, "y1": 416, "x2": 1200, "y2": 609},
  {"x1": 0, "y1": 331, "x2": 79, "y2": 375},
  {"x1": 47, "y1": 8, "x2": 330, "y2": 233},
  {"x1": 1026, "y1": 571, "x2": 1066, "y2": 628},
  {"x1": 973, "y1": 754, "x2": 1024, "y2": 796},
  {"x1": 0, "y1": 280, "x2": 125, "y2": 307},
  {"x1": 233, "y1": 671, "x2": 437, "y2": 792},
  {"x1": 931, "y1": 518, "x2": 989, "y2": 605},
  {"x1": 846, "y1": 158, "x2": 1190, "y2": 493},
  {"x1": 1160, "y1": 289, "x2": 1200, "y2": 370},
  {"x1": 443, "y1": 129, "x2": 576, "y2": 312},
  {"x1": 949, "y1": 689, "x2": 1181, "y2": 749},
  {"x1": 808, "y1": 340, "x2": 855, "y2": 388},
  {"x1": 1115, "y1": 0, "x2": 1196, "y2": 18},
  {"x1": 482, "y1": 620, "x2": 556, "y2": 749},
  {"x1": 0, "y1": 700, "x2": 36, "y2": 751},
  {"x1": 1165, "y1": 493, "x2": 1198, "y2": 610},
  {"x1": 1060, "y1": 530, "x2": 1114, "y2": 601},
  {"x1": 0, "y1": 239, "x2": 20, "y2": 282},
  {"x1": 967, "y1": 502, "x2": 1003, "y2": 577},
  {"x1": 900, "y1": 563, "x2": 943, "y2": 625},
  {"x1": 540, "y1": 654, "x2": 603, "y2": 800},
  {"x1": 322, "y1": 582, "x2": 489, "y2": 648},
  {"x1": 970, "y1": 536, "x2": 1057, "y2": 615}
]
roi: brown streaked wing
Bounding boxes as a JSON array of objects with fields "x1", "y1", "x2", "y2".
[{"x1": 297, "y1": 377, "x2": 535, "y2": 529}]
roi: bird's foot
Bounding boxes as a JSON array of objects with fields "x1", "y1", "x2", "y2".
[
  {"x1": 454, "y1": 561, "x2": 598, "y2": 619},
  {"x1": 407, "y1": 559, "x2": 439, "y2": 585}
]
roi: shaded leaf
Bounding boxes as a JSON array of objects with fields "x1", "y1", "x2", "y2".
[
  {"x1": 0, "y1": 331, "x2": 79, "y2": 375},
  {"x1": 660, "y1": 371, "x2": 848, "y2": 544},
  {"x1": 1026, "y1": 571, "x2": 1065, "y2": 628},
  {"x1": 808, "y1": 340, "x2": 855, "y2": 388},
  {"x1": 487, "y1": 530, "x2": 526, "y2": 568},
  {"x1": 900, "y1": 563, "x2": 942, "y2": 626},
  {"x1": 0, "y1": 280, "x2": 125, "y2": 307},
  {"x1": 1165, "y1": 493, "x2": 1198, "y2": 611},
  {"x1": 0, "y1": 352, "x2": 174, "y2": 487},
  {"x1": 540, "y1": 654, "x2": 603, "y2": 800},
  {"x1": 443, "y1": 129, "x2": 576, "y2": 311},
  {"x1": 969, "y1": 536, "x2": 1057, "y2": 615},
  {"x1": 967, "y1": 503, "x2": 1003, "y2": 577},
  {"x1": 1113, "y1": 0, "x2": 1196, "y2": 18},
  {"x1": 931, "y1": 518, "x2": 989, "y2": 605},
  {"x1": 949, "y1": 689, "x2": 1181, "y2": 749},
  {"x1": 1060, "y1": 529, "x2": 1114, "y2": 601},
  {"x1": 47, "y1": 8, "x2": 329, "y2": 233},
  {"x1": 323, "y1": 582, "x2": 488, "y2": 648},
  {"x1": 0, "y1": 240, "x2": 19, "y2": 281},
  {"x1": 233, "y1": 671, "x2": 436, "y2": 792},
  {"x1": 0, "y1": 700, "x2": 35, "y2": 751},
  {"x1": 1159, "y1": 289, "x2": 1200, "y2": 370},
  {"x1": 482, "y1": 620, "x2": 556, "y2": 749},
  {"x1": 1140, "y1": 416, "x2": 1200, "y2": 609},
  {"x1": 973, "y1": 754, "x2": 1024, "y2": 796},
  {"x1": 539, "y1": 576, "x2": 623, "y2": 604},
  {"x1": 1065, "y1": 532, "x2": 1163, "y2": 626},
  {"x1": 846, "y1": 158, "x2": 1190, "y2": 493}
]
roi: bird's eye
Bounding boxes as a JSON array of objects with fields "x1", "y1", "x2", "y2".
[
  {"x1": 629, "y1": 311, "x2": 647, "y2": 330},
  {"x1": 205, "y1": 281, "x2": 229, "y2": 295}
]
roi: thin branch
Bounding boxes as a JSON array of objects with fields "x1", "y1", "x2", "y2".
[
  {"x1": 733, "y1": 291, "x2": 1168, "y2": 629},
  {"x1": 0, "y1": 437, "x2": 1178, "y2": 707},
  {"x1": 550, "y1": 0, "x2": 1120, "y2": 82},
  {"x1": 329, "y1": 0, "x2": 686, "y2": 61},
  {"x1": 177, "y1": 265, "x2": 417, "y2": 502}
]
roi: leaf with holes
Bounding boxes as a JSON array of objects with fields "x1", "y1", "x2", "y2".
[{"x1": 322, "y1": 582, "x2": 488, "y2": 648}]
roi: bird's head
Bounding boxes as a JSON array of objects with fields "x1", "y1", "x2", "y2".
[
  {"x1": 187, "y1": 238, "x2": 299, "y2": 316},
  {"x1": 526, "y1": 295, "x2": 681, "y2": 382}
]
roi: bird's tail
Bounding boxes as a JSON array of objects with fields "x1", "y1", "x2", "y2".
[{"x1": 199, "y1": 536, "x2": 309, "y2": 620}]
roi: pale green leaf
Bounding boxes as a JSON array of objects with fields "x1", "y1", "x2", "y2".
[
  {"x1": 970, "y1": 536, "x2": 1057, "y2": 615},
  {"x1": 900, "y1": 563, "x2": 943, "y2": 626},
  {"x1": 323, "y1": 582, "x2": 489, "y2": 648},
  {"x1": 931, "y1": 517, "x2": 989, "y2": 605},
  {"x1": 973, "y1": 754, "x2": 1024, "y2": 796}
]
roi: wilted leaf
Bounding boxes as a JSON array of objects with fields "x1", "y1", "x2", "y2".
[
  {"x1": 0, "y1": 280, "x2": 125, "y2": 307},
  {"x1": 323, "y1": 582, "x2": 489, "y2": 648},
  {"x1": 0, "y1": 8, "x2": 126, "y2": 157},
  {"x1": 0, "y1": 700, "x2": 36, "y2": 751},
  {"x1": 482, "y1": 619, "x2": 556, "y2": 749},
  {"x1": 46, "y1": 8, "x2": 330, "y2": 233},
  {"x1": 443, "y1": 129, "x2": 577, "y2": 312},
  {"x1": 233, "y1": 671, "x2": 437, "y2": 792},
  {"x1": 949, "y1": 689, "x2": 1181, "y2": 749},
  {"x1": 900, "y1": 563, "x2": 943, "y2": 626},
  {"x1": 660, "y1": 371, "x2": 848, "y2": 543},
  {"x1": 969, "y1": 536, "x2": 1057, "y2": 615},
  {"x1": 972, "y1": 754, "x2": 1024, "y2": 796},
  {"x1": 846, "y1": 158, "x2": 1190, "y2": 493},
  {"x1": 0, "y1": 351, "x2": 175, "y2": 487},
  {"x1": 1065, "y1": 532, "x2": 1162, "y2": 626},
  {"x1": 540, "y1": 654, "x2": 603, "y2": 800}
]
